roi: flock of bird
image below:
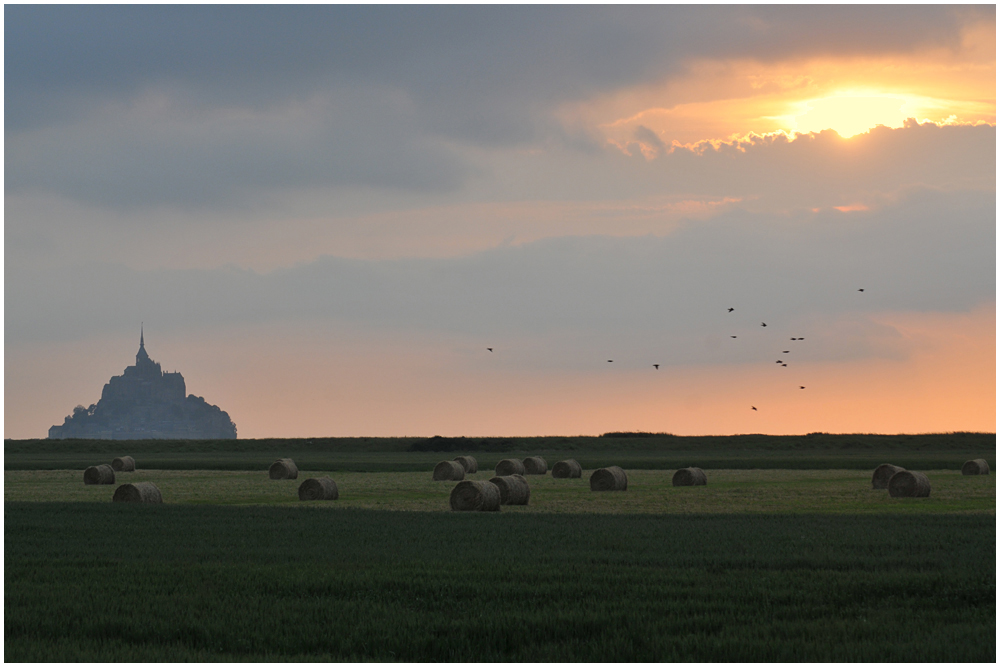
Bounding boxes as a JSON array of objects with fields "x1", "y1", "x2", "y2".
[
  {"x1": 740, "y1": 288, "x2": 866, "y2": 410},
  {"x1": 486, "y1": 288, "x2": 865, "y2": 413}
]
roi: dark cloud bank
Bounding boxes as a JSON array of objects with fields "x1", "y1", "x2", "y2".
[
  {"x1": 6, "y1": 112, "x2": 994, "y2": 212},
  {"x1": 6, "y1": 5, "x2": 993, "y2": 207},
  {"x1": 8, "y1": 5, "x2": 985, "y2": 128}
]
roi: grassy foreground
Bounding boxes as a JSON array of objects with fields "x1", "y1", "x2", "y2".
[
  {"x1": 5, "y1": 503, "x2": 994, "y2": 662},
  {"x1": 6, "y1": 435, "x2": 994, "y2": 661},
  {"x1": 4, "y1": 468, "x2": 995, "y2": 514}
]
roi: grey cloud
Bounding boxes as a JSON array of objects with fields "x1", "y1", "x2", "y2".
[
  {"x1": 450, "y1": 123, "x2": 996, "y2": 212},
  {"x1": 6, "y1": 6, "x2": 991, "y2": 208},
  {"x1": 632, "y1": 125, "x2": 667, "y2": 158},
  {"x1": 7, "y1": 5, "x2": 989, "y2": 134},
  {"x1": 5, "y1": 89, "x2": 469, "y2": 207},
  {"x1": 4, "y1": 5, "x2": 667, "y2": 133},
  {"x1": 653, "y1": 123, "x2": 995, "y2": 209},
  {"x1": 7, "y1": 110, "x2": 992, "y2": 212},
  {"x1": 8, "y1": 188, "x2": 993, "y2": 369}
]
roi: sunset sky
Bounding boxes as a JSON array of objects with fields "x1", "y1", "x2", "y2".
[{"x1": 5, "y1": 5, "x2": 996, "y2": 439}]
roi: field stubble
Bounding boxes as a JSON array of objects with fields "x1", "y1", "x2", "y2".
[{"x1": 4, "y1": 468, "x2": 993, "y2": 513}]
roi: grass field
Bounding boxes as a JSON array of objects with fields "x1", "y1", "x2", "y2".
[
  {"x1": 5, "y1": 503, "x2": 994, "y2": 662},
  {"x1": 4, "y1": 468, "x2": 995, "y2": 514},
  {"x1": 5, "y1": 435, "x2": 995, "y2": 661}
]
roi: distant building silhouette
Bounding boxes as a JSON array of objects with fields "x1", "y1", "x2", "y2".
[{"x1": 48, "y1": 329, "x2": 237, "y2": 439}]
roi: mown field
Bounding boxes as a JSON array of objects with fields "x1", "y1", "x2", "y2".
[
  {"x1": 4, "y1": 468, "x2": 995, "y2": 514},
  {"x1": 5, "y1": 434, "x2": 995, "y2": 661},
  {"x1": 5, "y1": 504, "x2": 995, "y2": 662}
]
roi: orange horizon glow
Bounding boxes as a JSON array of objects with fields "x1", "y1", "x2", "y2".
[{"x1": 8, "y1": 304, "x2": 993, "y2": 440}]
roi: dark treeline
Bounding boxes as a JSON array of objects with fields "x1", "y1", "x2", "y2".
[
  {"x1": 6, "y1": 431, "x2": 994, "y2": 454},
  {"x1": 7, "y1": 432, "x2": 993, "y2": 472}
]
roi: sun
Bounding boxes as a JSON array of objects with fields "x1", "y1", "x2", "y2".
[{"x1": 790, "y1": 94, "x2": 910, "y2": 138}]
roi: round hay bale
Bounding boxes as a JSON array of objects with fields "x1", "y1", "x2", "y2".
[
  {"x1": 552, "y1": 459, "x2": 583, "y2": 478},
  {"x1": 495, "y1": 458, "x2": 526, "y2": 476},
  {"x1": 887, "y1": 470, "x2": 931, "y2": 498},
  {"x1": 488, "y1": 474, "x2": 530, "y2": 505},
  {"x1": 522, "y1": 456, "x2": 548, "y2": 475},
  {"x1": 433, "y1": 460, "x2": 466, "y2": 481},
  {"x1": 871, "y1": 463, "x2": 905, "y2": 489},
  {"x1": 590, "y1": 466, "x2": 628, "y2": 491},
  {"x1": 454, "y1": 455, "x2": 478, "y2": 474},
  {"x1": 111, "y1": 456, "x2": 136, "y2": 472},
  {"x1": 112, "y1": 482, "x2": 162, "y2": 503},
  {"x1": 298, "y1": 477, "x2": 339, "y2": 500},
  {"x1": 269, "y1": 458, "x2": 299, "y2": 480},
  {"x1": 83, "y1": 464, "x2": 115, "y2": 485},
  {"x1": 450, "y1": 480, "x2": 501, "y2": 512},
  {"x1": 672, "y1": 467, "x2": 707, "y2": 486},
  {"x1": 961, "y1": 459, "x2": 990, "y2": 475}
]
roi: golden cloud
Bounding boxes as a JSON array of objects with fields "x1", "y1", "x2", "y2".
[{"x1": 560, "y1": 18, "x2": 995, "y2": 152}]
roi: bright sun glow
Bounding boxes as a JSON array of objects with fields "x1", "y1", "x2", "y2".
[
  {"x1": 578, "y1": 38, "x2": 996, "y2": 150},
  {"x1": 789, "y1": 94, "x2": 909, "y2": 138}
]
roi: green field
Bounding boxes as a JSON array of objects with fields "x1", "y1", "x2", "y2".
[
  {"x1": 4, "y1": 468, "x2": 995, "y2": 514},
  {"x1": 5, "y1": 434, "x2": 996, "y2": 661},
  {"x1": 5, "y1": 504, "x2": 994, "y2": 662}
]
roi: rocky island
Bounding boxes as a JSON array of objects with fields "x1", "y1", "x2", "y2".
[{"x1": 48, "y1": 329, "x2": 237, "y2": 439}]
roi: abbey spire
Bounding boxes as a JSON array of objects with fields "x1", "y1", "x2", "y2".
[{"x1": 136, "y1": 323, "x2": 151, "y2": 364}]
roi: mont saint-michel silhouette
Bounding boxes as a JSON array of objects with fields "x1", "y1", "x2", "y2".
[{"x1": 48, "y1": 329, "x2": 237, "y2": 440}]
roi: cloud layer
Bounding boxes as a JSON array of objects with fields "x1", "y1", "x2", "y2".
[
  {"x1": 6, "y1": 6, "x2": 994, "y2": 208},
  {"x1": 9, "y1": 188, "x2": 992, "y2": 365}
]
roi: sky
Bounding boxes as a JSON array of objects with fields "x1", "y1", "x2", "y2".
[{"x1": 5, "y1": 5, "x2": 996, "y2": 439}]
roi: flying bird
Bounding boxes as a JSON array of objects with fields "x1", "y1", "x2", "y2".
[
  {"x1": 775, "y1": 360, "x2": 783, "y2": 364},
  {"x1": 782, "y1": 364, "x2": 787, "y2": 367},
  {"x1": 751, "y1": 406, "x2": 757, "y2": 411},
  {"x1": 761, "y1": 322, "x2": 767, "y2": 327},
  {"x1": 790, "y1": 337, "x2": 796, "y2": 341},
  {"x1": 653, "y1": 364, "x2": 659, "y2": 370},
  {"x1": 728, "y1": 307, "x2": 734, "y2": 312},
  {"x1": 782, "y1": 350, "x2": 790, "y2": 353},
  {"x1": 607, "y1": 360, "x2": 613, "y2": 363},
  {"x1": 797, "y1": 337, "x2": 805, "y2": 340},
  {"x1": 730, "y1": 336, "x2": 737, "y2": 338},
  {"x1": 858, "y1": 288, "x2": 864, "y2": 292},
  {"x1": 487, "y1": 348, "x2": 493, "y2": 352},
  {"x1": 799, "y1": 386, "x2": 806, "y2": 389}
]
